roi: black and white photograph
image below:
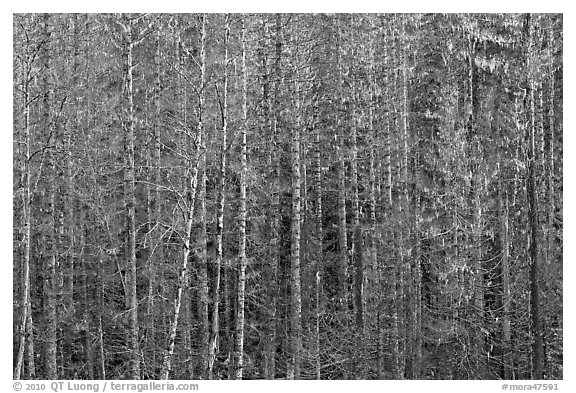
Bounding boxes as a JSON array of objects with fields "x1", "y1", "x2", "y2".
[{"x1": 12, "y1": 10, "x2": 563, "y2": 382}]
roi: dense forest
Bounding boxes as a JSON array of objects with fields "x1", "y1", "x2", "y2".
[{"x1": 12, "y1": 13, "x2": 563, "y2": 380}]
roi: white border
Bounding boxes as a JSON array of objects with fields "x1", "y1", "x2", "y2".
[{"x1": 2, "y1": 3, "x2": 572, "y2": 391}]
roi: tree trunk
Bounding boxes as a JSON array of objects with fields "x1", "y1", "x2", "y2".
[
  {"x1": 350, "y1": 55, "x2": 364, "y2": 378},
  {"x1": 25, "y1": 300, "x2": 35, "y2": 379},
  {"x1": 385, "y1": 22, "x2": 401, "y2": 380},
  {"x1": 314, "y1": 112, "x2": 323, "y2": 381},
  {"x1": 235, "y1": 17, "x2": 249, "y2": 380},
  {"x1": 370, "y1": 36, "x2": 385, "y2": 378},
  {"x1": 466, "y1": 32, "x2": 485, "y2": 379},
  {"x1": 145, "y1": 21, "x2": 163, "y2": 373},
  {"x1": 80, "y1": 222, "x2": 94, "y2": 379},
  {"x1": 196, "y1": 13, "x2": 210, "y2": 380},
  {"x1": 97, "y1": 249, "x2": 106, "y2": 380},
  {"x1": 336, "y1": 16, "x2": 348, "y2": 313},
  {"x1": 545, "y1": 19, "x2": 556, "y2": 377},
  {"x1": 41, "y1": 13, "x2": 58, "y2": 380},
  {"x1": 224, "y1": 258, "x2": 234, "y2": 378},
  {"x1": 500, "y1": 183, "x2": 512, "y2": 379},
  {"x1": 159, "y1": 130, "x2": 200, "y2": 380},
  {"x1": 526, "y1": 14, "x2": 543, "y2": 379},
  {"x1": 288, "y1": 26, "x2": 303, "y2": 379},
  {"x1": 209, "y1": 14, "x2": 230, "y2": 379},
  {"x1": 264, "y1": 14, "x2": 282, "y2": 380},
  {"x1": 392, "y1": 19, "x2": 406, "y2": 376},
  {"x1": 547, "y1": 20, "x2": 555, "y2": 268},
  {"x1": 391, "y1": 20, "x2": 406, "y2": 379},
  {"x1": 401, "y1": 16, "x2": 415, "y2": 379},
  {"x1": 121, "y1": 15, "x2": 140, "y2": 379}
]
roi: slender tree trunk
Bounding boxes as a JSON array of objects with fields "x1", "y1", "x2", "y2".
[
  {"x1": 372, "y1": 21, "x2": 384, "y2": 379},
  {"x1": 401, "y1": 16, "x2": 414, "y2": 378},
  {"x1": 411, "y1": 179, "x2": 422, "y2": 379},
  {"x1": 350, "y1": 55, "x2": 364, "y2": 379},
  {"x1": 121, "y1": 15, "x2": 140, "y2": 379},
  {"x1": 97, "y1": 238, "x2": 106, "y2": 380},
  {"x1": 267, "y1": 131, "x2": 280, "y2": 379},
  {"x1": 546, "y1": 15, "x2": 556, "y2": 312},
  {"x1": 159, "y1": 140, "x2": 199, "y2": 379},
  {"x1": 353, "y1": 224, "x2": 364, "y2": 376},
  {"x1": 197, "y1": 140, "x2": 209, "y2": 378},
  {"x1": 547, "y1": 19, "x2": 555, "y2": 258},
  {"x1": 391, "y1": 21, "x2": 407, "y2": 379},
  {"x1": 391, "y1": 19, "x2": 407, "y2": 376},
  {"x1": 235, "y1": 17, "x2": 249, "y2": 380},
  {"x1": 80, "y1": 223, "x2": 94, "y2": 379},
  {"x1": 41, "y1": 13, "x2": 58, "y2": 380},
  {"x1": 209, "y1": 14, "x2": 230, "y2": 379},
  {"x1": 384, "y1": 22, "x2": 401, "y2": 380},
  {"x1": 409, "y1": 72, "x2": 422, "y2": 378},
  {"x1": 196, "y1": 14, "x2": 210, "y2": 380},
  {"x1": 409, "y1": 39, "x2": 423, "y2": 375},
  {"x1": 314, "y1": 112, "x2": 323, "y2": 380},
  {"x1": 264, "y1": 14, "x2": 281, "y2": 379},
  {"x1": 526, "y1": 14, "x2": 543, "y2": 379},
  {"x1": 62, "y1": 13, "x2": 80, "y2": 320},
  {"x1": 336, "y1": 16, "x2": 348, "y2": 313},
  {"x1": 288, "y1": 57, "x2": 303, "y2": 382},
  {"x1": 528, "y1": 121, "x2": 543, "y2": 379},
  {"x1": 224, "y1": 260, "x2": 233, "y2": 378},
  {"x1": 509, "y1": 89, "x2": 525, "y2": 381},
  {"x1": 145, "y1": 22, "x2": 163, "y2": 373},
  {"x1": 25, "y1": 301, "x2": 35, "y2": 379},
  {"x1": 545, "y1": 21, "x2": 556, "y2": 376},
  {"x1": 500, "y1": 183, "x2": 512, "y2": 379}
]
